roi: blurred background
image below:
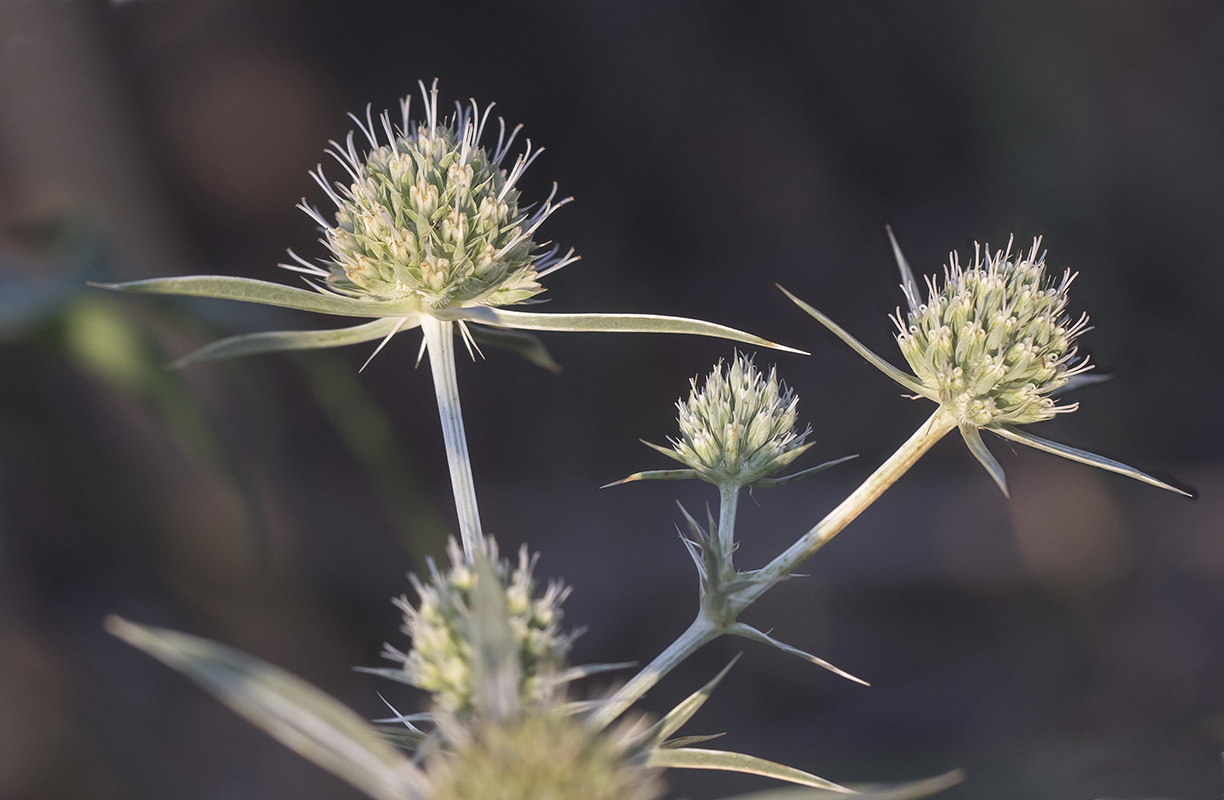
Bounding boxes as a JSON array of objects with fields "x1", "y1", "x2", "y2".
[{"x1": 1, "y1": 1, "x2": 1221, "y2": 798}]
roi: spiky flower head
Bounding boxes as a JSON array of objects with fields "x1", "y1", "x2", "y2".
[
  {"x1": 385, "y1": 538, "x2": 573, "y2": 715},
  {"x1": 892, "y1": 237, "x2": 1091, "y2": 428},
  {"x1": 292, "y1": 80, "x2": 576, "y2": 312},
  {"x1": 427, "y1": 710, "x2": 664, "y2": 800},
  {"x1": 665, "y1": 354, "x2": 811, "y2": 487}
]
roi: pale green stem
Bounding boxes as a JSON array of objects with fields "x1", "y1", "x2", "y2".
[
  {"x1": 717, "y1": 483, "x2": 741, "y2": 571},
  {"x1": 588, "y1": 615, "x2": 719, "y2": 731},
  {"x1": 420, "y1": 315, "x2": 483, "y2": 558},
  {"x1": 591, "y1": 407, "x2": 955, "y2": 727},
  {"x1": 732, "y1": 407, "x2": 954, "y2": 611}
]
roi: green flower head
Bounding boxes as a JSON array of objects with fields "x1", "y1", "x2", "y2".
[
  {"x1": 386, "y1": 538, "x2": 573, "y2": 715},
  {"x1": 782, "y1": 229, "x2": 1188, "y2": 498},
  {"x1": 291, "y1": 79, "x2": 575, "y2": 311}
]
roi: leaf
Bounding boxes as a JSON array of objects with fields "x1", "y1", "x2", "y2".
[
  {"x1": 453, "y1": 307, "x2": 808, "y2": 354},
  {"x1": 466, "y1": 323, "x2": 562, "y2": 373},
  {"x1": 959, "y1": 424, "x2": 1009, "y2": 498},
  {"x1": 170, "y1": 317, "x2": 416, "y2": 367},
  {"x1": 989, "y1": 426, "x2": 1192, "y2": 497},
  {"x1": 1049, "y1": 372, "x2": 1112, "y2": 397},
  {"x1": 602, "y1": 469, "x2": 701, "y2": 488},
  {"x1": 470, "y1": 552, "x2": 521, "y2": 721},
  {"x1": 751, "y1": 455, "x2": 859, "y2": 488},
  {"x1": 712, "y1": 769, "x2": 965, "y2": 800},
  {"x1": 727, "y1": 623, "x2": 868, "y2": 686},
  {"x1": 886, "y1": 225, "x2": 920, "y2": 314},
  {"x1": 547, "y1": 661, "x2": 638, "y2": 685},
  {"x1": 105, "y1": 616, "x2": 427, "y2": 800},
  {"x1": 631, "y1": 655, "x2": 741, "y2": 753},
  {"x1": 92, "y1": 276, "x2": 418, "y2": 318},
  {"x1": 660, "y1": 733, "x2": 727, "y2": 749},
  {"x1": 646, "y1": 747, "x2": 853, "y2": 793},
  {"x1": 778, "y1": 286, "x2": 929, "y2": 396}
]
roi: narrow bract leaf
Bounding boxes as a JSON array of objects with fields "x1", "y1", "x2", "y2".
[
  {"x1": 886, "y1": 225, "x2": 920, "y2": 314},
  {"x1": 105, "y1": 616, "x2": 427, "y2": 800},
  {"x1": 455, "y1": 307, "x2": 808, "y2": 354},
  {"x1": 646, "y1": 748, "x2": 853, "y2": 793},
  {"x1": 171, "y1": 317, "x2": 415, "y2": 367},
  {"x1": 959, "y1": 424, "x2": 1009, "y2": 498},
  {"x1": 728, "y1": 623, "x2": 868, "y2": 686},
  {"x1": 713, "y1": 769, "x2": 965, "y2": 800},
  {"x1": 778, "y1": 286, "x2": 928, "y2": 396},
  {"x1": 660, "y1": 733, "x2": 727, "y2": 749},
  {"x1": 470, "y1": 552, "x2": 521, "y2": 721},
  {"x1": 547, "y1": 662, "x2": 638, "y2": 684},
  {"x1": 751, "y1": 455, "x2": 859, "y2": 488},
  {"x1": 1049, "y1": 372, "x2": 1112, "y2": 397},
  {"x1": 633, "y1": 654, "x2": 741, "y2": 753},
  {"x1": 602, "y1": 469, "x2": 701, "y2": 488},
  {"x1": 466, "y1": 323, "x2": 562, "y2": 372},
  {"x1": 93, "y1": 276, "x2": 417, "y2": 318},
  {"x1": 989, "y1": 426, "x2": 1192, "y2": 496}
]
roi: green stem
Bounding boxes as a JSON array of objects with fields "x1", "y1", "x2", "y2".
[
  {"x1": 732, "y1": 407, "x2": 954, "y2": 612},
  {"x1": 588, "y1": 616, "x2": 719, "y2": 731},
  {"x1": 717, "y1": 483, "x2": 741, "y2": 570},
  {"x1": 591, "y1": 407, "x2": 955, "y2": 727},
  {"x1": 420, "y1": 315, "x2": 483, "y2": 558}
]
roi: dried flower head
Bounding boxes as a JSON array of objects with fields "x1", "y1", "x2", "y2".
[
  {"x1": 782, "y1": 229, "x2": 1188, "y2": 497},
  {"x1": 427, "y1": 711, "x2": 664, "y2": 800},
  {"x1": 893, "y1": 237, "x2": 1090, "y2": 428},
  {"x1": 384, "y1": 538, "x2": 573, "y2": 714},
  {"x1": 664, "y1": 354, "x2": 811, "y2": 487},
  {"x1": 293, "y1": 80, "x2": 575, "y2": 311}
]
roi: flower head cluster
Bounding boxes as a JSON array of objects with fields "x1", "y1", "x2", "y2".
[
  {"x1": 427, "y1": 711, "x2": 663, "y2": 800},
  {"x1": 893, "y1": 237, "x2": 1091, "y2": 428},
  {"x1": 667, "y1": 354, "x2": 811, "y2": 487},
  {"x1": 291, "y1": 80, "x2": 576, "y2": 311},
  {"x1": 386, "y1": 538, "x2": 573, "y2": 714}
]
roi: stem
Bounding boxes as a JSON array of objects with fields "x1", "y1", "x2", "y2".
[
  {"x1": 732, "y1": 407, "x2": 954, "y2": 611},
  {"x1": 591, "y1": 407, "x2": 955, "y2": 728},
  {"x1": 588, "y1": 616, "x2": 719, "y2": 730},
  {"x1": 420, "y1": 315, "x2": 483, "y2": 558},
  {"x1": 717, "y1": 483, "x2": 740, "y2": 569}
]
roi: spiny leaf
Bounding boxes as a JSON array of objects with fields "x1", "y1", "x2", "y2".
[
  {"x1": 106, "y1": 616, "x2": 427, "y2": 800},
  {"x1": 170, "y1": 317, "x2": 415, "y2": 367},
  {"x1": 778, "y1": 286, "x2": 927, "y2": 396},
  {"x1": 92, "y1": 276, "x2": 417, "y2": 318},
  {"x1": 727, "y1": 623, "x2": 868, "y2": 686},
  {"x1": 646, "y1": 747, "x2": 853, "y2": 793},
  {"x1": 453, "y1": 307, "x2": 808, "y2": 354},
  {"x1": 751, "y1": 455, "x2": 859, "y2": 488},
  {"x1": 712, "y1": 768, "x2": 965, "y2": 800},
  {"x1": 960, "y1": 424, "x2": 1009, "y2": 498},
  {"x1": 632, "y1": 655, "x2": 741, "y2": 753},
  {"x1": 602, "y1": 469, "x2": 701, "y2": 488},
  {"x1": 989, "y1": 426, "x2": 1191, "y2": 496}
]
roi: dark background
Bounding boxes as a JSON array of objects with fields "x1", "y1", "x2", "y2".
[{"x1": 1, "y1": 1, "x2": 1222, "y2": 798}]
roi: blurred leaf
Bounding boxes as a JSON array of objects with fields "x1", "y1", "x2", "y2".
[
  {"x1": 631, "y1": 655, "x2": 740, "y2": 753},
  {"x1": 106, "y1": 616, "x2": 428, "y2": 800},
  {"x1": 712, "y1": 769, "x2": 965, "y2": 800},
  {"x1": 94, "y1": 276, "x2": 417, "y2": 318},
  {"x1": 471, "y1": 552, "x2": 520, "y2": 721},
  {"x1": 171, "y1": 317, "x2": 415, "y2": 367},
  {"x1": 646, "y1": 747, "x2": 852, "y2": 792},
  {"x1": 466, "y1": 323, "x2": 562, "y2": 373}
]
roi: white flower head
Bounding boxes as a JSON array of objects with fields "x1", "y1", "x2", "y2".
[
  {"x1": 291, "y1": 79, "x2": 576, "y2": 311},
  {"x1": 667, "y1": 354, "x2": 811, "y2": 487},
  {"x1": 386, "y1": 538, "x2": 573, "y2": 715}
]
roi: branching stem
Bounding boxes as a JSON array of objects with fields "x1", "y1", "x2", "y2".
[{"x1": 420, "y1": 315, "x2": 483, "y2": 558}]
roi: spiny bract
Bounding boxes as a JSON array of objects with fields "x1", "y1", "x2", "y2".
[
  {"x1": 893, "y1": 237, "x2": 1091, "y2": 428},
  {"x1": 385, "y1": 538, "x2": 573, "y2": 714},
  {"x1": 291, "y1": 80, "x2": 576, "y2": 311},
  {"x1": 427, "y1": 711, "x2": 664, "y2": 800},
  {"x1": 669, "y1": 354, "x2": 811, "y2": 486}
]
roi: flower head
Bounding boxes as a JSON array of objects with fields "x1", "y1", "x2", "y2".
[
  {"x1": 386, "y1": 538, "x2": 573, "y2": 715},
  {"x1": 289, "y1": 80, "x2": 575, "y2": 312},
  {"x1": 781, "y1": 229, "x2": 1188, "y2": 497},
  {"x1": 893, "y1": 237, "x2": 1091, "y2": 428},
  {"x1": 427, "y1": 710, "x2": 664, "y2": 800},
  {"x1": 665, "y1": 354, "x2": 811, "y2": 487}
]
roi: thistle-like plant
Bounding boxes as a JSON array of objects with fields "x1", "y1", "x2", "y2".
[{"x1": 93, "y1": 80, "x2": 799, "y2": 560}]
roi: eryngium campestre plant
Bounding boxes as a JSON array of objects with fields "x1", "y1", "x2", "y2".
[
  {"x1": 659, "y1": 354, "x2": 811, "y2": 487},
  {"x1": 383, "y1": 538, "x2": 573, "y2": 714},
  {"x1": 428, "y1": 711, "x2": 663, "y2": 800},
  {"x1": 293, "y1": 80, "x2": 575, "y2": 311},
  {"x1": 892, "y1": 237, "x2": 1090, "y2": 428}
]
